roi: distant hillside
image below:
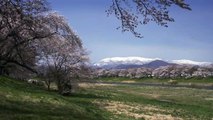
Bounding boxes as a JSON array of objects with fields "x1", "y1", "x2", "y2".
[
  {"x1": 99, "y1": 60, "x2": 173, "y2": 69},
  {"x1": 94, "y1": 57, "x2": 212, "y2": 69},
  {"x1": 141, "y1": 60, "x2": 174, "y2": 69},
  {"x1": 112, "y1": 64, "x2": 144, "y2": 69}
]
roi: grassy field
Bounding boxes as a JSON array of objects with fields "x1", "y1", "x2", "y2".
[
  {"x1": 95, "y1": 77, "x2": 213, "y2": 85},
  {"x1": 0, "y1": 76, "x2": 213, "y2": 120}
]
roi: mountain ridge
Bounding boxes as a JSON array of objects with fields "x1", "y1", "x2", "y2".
[{"x1": 94, "y1": 57, "x2": 212, "y2": 69}]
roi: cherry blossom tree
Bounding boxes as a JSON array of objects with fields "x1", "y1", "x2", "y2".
[
  {"x1": 36, "y1": 13, "x2": 89, "y2": 94},
  {"x1": 0, "y1": 0, "x2": 51, "y2": 75}
]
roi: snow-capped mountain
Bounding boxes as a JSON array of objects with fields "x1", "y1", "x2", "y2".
[
  {"x1": 94, "y1": 57, "x2": 161, "y2": 67},
  {"x1": 94, "y1": 57, "x2": 212, "y2": 69},
  {"x1": 171, "y1": 59, "x2": 211, "y2": 66}
]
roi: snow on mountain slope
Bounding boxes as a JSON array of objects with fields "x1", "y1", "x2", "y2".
[
  {"x1": 94, "y1": 57, "x2": 212, "y2": 68},
  {"x1": 172, "y1": 59, "x2": 211, "y2": 66},
  {"x1": 94, "y1": 57, "x2": 161, "y2": 67}
]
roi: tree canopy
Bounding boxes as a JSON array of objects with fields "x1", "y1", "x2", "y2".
[{"x1": 0, "y1": 0, "x2": 87, "y2": 78}]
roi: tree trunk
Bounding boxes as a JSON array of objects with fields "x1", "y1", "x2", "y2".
[
  {"x1": 47, "y1": 84, "x2": 50, "y2": 91},
  {"x1": 0, "y1": 67, "x2": 3, "y2": 75}
]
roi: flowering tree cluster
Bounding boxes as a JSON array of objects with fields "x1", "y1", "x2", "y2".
[
  {"x1": 95, "y1": 65, "x2": 213, "y2": 79},
  {"x1": 0, "y1": 0, "x2": 89, "y2": 95}
]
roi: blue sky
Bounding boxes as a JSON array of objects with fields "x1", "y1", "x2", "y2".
[{"x1": 48, "y1": 0, "x2": 213, "y2": 63}]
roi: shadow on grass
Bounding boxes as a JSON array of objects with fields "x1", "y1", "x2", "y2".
[
  {"x1": 0, "y1": 76, "x2": 113, "y2": 120},
  {"x1": 70, "y1": 92, "x2": 107, "y2": 99},
  {"x1": 0, "y1": 95, "x2": 110, "y2": 120}
]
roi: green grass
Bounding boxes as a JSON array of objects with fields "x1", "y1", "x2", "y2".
[
  {"x1": 95, "y1": 77, "x2": 213, "y2": 85},
  {"x1": 0, "y1": 76, "x2": 114, "y2": 120},
  {"x1": 83, "y1": 85, "x2": 213, "y2": 119},
  {"x1": 0, "y1": 76, "x2": 213, "y2": 120}
]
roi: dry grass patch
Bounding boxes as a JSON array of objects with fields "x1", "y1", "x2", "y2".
[
  {"x1": 118, "y1": 89, "x2": 161, "y2": 99},
  {"x1": 78, "y1": 83, "x2": 116, "y2": 89},
  {"x1": 94, "y1": 100, "x2": 182, "y2": 120},
  {"x1": 121, "y1": 80, "x2": 136, "y2": 83},
  {"x1": 205, "y1": 98, "x2": 213, "y2": 101}
]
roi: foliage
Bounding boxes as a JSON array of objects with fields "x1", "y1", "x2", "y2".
[
  {"x1": 0, "y1": 0, "x2": 50, "y2": 75},
  {"x1": 95, "y1": 65, "x2": 213, "y2": 79}
]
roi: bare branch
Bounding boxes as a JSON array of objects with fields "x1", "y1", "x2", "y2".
[{"x1": 107, "y1": 0, "x2": 191, "y2": 38}]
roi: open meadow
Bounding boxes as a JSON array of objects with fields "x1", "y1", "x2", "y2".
[{"x1": 0, "y1": 76, "x2": 213, "y2": 120}]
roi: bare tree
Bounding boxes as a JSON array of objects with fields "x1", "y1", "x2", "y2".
[{"x1": 107, "y1": 0, "x2": 191, "y2": 38}]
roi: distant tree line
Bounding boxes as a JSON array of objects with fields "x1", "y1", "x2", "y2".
[{"x1": 95, "y1": 65, "x2": 213, "y2": 79}]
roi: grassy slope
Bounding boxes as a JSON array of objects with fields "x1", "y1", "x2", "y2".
[
  {"x1": 0, "y1": 76, "x2": 114, "y2": 120},
  {"x1": 0, "y1": 76, "x2": 213, "y2": 120}
]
